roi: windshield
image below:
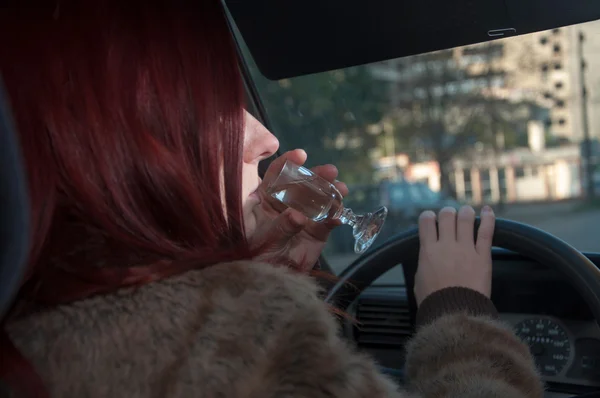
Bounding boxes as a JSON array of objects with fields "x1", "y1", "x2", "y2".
[{"x1": 242, "y1": 20, "x2": 600, "y2": 277}]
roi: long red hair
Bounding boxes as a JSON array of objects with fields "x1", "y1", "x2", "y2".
[{"x1": 0, "y1": 0, "x2": 253, "y2": 394}]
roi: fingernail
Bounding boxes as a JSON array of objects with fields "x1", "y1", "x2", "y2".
[
  {"x1": 482, "y1": 205, "x2": 493, "y2": 214},
  {"x1": 420, "y1": 210, "x2": 436, "y2": 219}
]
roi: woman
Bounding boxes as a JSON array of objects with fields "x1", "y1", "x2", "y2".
[{"x1": 0, "y1": 1, "x2": 543, "y2": 397}]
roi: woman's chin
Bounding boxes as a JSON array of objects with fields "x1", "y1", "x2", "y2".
[{"x1": 243, "y1": 210, "x2": 259, "y2": 238}]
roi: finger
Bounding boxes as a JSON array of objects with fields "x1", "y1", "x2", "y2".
[
  {"x1": 263, "y1": 149, "x2": 308, "y2": 186},
  {"x1": 418, "y1": 210, "x2": 437, "y2": 246},
  {"x1": 303, "y1": 206, "x2": 344, "y2": 241},
  {"x1": 438, "y1": 207, "x2": 457, "y2": 242},
  {"x1": 254, "y1": 208, "x2": 307, "y2": 249},
  {"x1": 457, "y1": 206, "x2": 476, "y2": 244},
  {"x1": 333, "y1": 181, "x2": 349, "y2": 197},
  {"x1": 270, "y1": 149, "x2": 307, "y2": 171},
  {"x1": 304, "y1": 219, "x2": 340, "y2": 242},
  {"x1": 476, "y1": 206, "x2": 496, "y2": 254},
  {"x1": 282, "y1": 149, "x2": 308, "y2": 166},
  {"x1": 311, "y1": 164, "x2": 338, "y2": 182},
  {"x1": 277, "y1": 209, "x2": 307, "y2": 237},
  {"x1": 310, "y1": 164, "x2": 348, "y2": 196},
  {"x1": 321, "y1": 215, "x2": 343, "y2": 230}
]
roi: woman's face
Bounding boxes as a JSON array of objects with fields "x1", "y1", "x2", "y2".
[{"x1": 241, "y1": 111, "x2": 279, "y2": 237}]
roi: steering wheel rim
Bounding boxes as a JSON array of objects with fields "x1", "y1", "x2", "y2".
[{"x1": 325, "y1": 218, "x2": 600, "y2": 325}]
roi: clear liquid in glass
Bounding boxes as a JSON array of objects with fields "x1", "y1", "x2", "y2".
[
  {"x1": 268, "y1": 177, "x2": 343, "y2": 222},
  {"x1": 261, "y1": 160, "x2": 387, "y2": 254}
]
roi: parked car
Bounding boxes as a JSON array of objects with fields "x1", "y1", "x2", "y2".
[
  {"x1": 381, "y1": 180, "x2": 461, "y2": 222},
  {"x1": 331, "y1": 181, "x2": 462, "y2": 253}
]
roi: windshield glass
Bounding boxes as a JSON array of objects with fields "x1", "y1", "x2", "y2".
[{"x1": 242, "y1": 20, "x2": 600, "y2": 277}]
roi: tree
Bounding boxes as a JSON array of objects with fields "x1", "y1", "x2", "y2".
[
  {"x1": 385, "y1": 43, "x2": 536, "y2": 198},
  {"x1": 249, "y1": 65, "x2": 390, "y2": 185}
]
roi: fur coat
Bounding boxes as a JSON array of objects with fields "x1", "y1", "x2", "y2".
[{"x1": 5, "y1": 261, "x2": 544, "y2": 397}]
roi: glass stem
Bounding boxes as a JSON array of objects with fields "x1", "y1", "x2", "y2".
[{"x1": 338, "y1": 207, "x2": 359, "y2": 227}]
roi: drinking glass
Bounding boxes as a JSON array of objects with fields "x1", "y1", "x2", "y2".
[{"x1": 263, "y1": 160, "x2": 388, "y2": 254}]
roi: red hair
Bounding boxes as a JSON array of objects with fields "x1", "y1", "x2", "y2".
[{"x1": 0, "y1": 0, "x2": 253, "y2": 394}]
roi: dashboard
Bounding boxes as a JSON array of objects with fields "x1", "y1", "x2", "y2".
[
  {"x1": 493, "y1": 255, "x2": 600, "y2": 389},
  {"x1": 346, "y1": 251, "x2": 600, "y2": 395},
  {"x1": 502, "y1": 314, "x2": 600, "y2": 387}
]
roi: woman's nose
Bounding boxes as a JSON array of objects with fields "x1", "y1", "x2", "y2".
[
  {"x1": 244, "y1": 113, "x2": 280, "y2": 163},
  {"x1": 256, "y1": 128, "x2": 279, "y2": 161}
]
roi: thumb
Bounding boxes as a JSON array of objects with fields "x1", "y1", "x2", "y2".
[{"x1": 252, "y1": 209, "x2": 307, "y2": 252}]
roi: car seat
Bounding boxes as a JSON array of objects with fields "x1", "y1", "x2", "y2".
[{"x1": 0, "y1": 76, "x2": 30, "y2": 319}]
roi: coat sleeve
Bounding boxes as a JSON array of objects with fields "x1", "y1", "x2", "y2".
[
  {"x1": 404, "y1": 313, "x2": 544, "y2": 398},
  {"x1": 249, "y1": 270, "x2": 544, "y2": 398}
]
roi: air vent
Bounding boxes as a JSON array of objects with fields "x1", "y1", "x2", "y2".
[{"x1": 355, "y1": 298, "x2": 413, "y2": 348}]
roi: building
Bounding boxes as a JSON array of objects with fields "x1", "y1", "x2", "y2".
[
  {"x1": 578, "y1": 21, "x2": 600, "y2": 141},
  {"x1": 370, "y1": 20, "x2": 600, "y2": 142},
  {"x1": 367, "y1": 20, "x2": 600, "y2": 203},
  {"x1": 373, "y1": 121, "x2": 582, "y2": 205},
  {"x1": 451, "y1": 145, "x2": 581, "y2": 204},
  {"x1": 375, "y1": 147, "x2": 581, "y2": 205},
  {"x1": 503, "y1": 26, "x2": 583, "y2": 141}
]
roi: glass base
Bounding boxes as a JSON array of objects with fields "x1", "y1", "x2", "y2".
[{"x1": 353, "y1": 206, "x2": 388, "y2": 254}]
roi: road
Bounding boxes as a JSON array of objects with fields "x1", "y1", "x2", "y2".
[
  {"x1": 325, "y1": 205, "x2": 600, "y2": 283},
  {"x1": 528, "y1": 208, "x2": 600, "y2": 252}
]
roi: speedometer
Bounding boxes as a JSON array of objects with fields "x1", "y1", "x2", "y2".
[{"x1": 515, "y1": 318, "x2": 572, "y2": 376}]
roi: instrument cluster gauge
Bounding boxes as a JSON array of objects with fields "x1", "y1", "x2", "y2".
[{"x1": 515, "y1": 317, "x2": 574, "y2": 377}]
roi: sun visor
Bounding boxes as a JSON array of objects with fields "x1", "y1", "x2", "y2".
[{"x1": 225, "y1": 0, "x2": 600, "y2": 80}]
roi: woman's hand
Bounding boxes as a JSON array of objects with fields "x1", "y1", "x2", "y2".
[
  {"x1": 251, "y1": 149, "x2": 348, "y2": 272},
  {"x1": 414, "y1": 206, "x2": 495, "y2": 305}
]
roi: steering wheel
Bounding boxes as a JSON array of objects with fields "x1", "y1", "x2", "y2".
[{"x1": 325, "y1": 218, "x2": 600, "y2": 327}]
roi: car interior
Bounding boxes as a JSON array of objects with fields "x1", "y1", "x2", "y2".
[{"x1": 3, "y1": 1, "x2": 600, "y2": 397}]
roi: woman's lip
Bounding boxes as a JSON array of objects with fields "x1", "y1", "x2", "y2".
[
  {"x1": 249, "y1": 190, "x2": 261, "y2": 203},
  {"x1": 248, "y1": 179, "x2": 263, "y2": 203}
]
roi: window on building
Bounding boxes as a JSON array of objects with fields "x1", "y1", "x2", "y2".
[
  {"x1": 531, "y1": 167, "x2": 539, "y2": 177},
  {"x1": 463, "y1": 169, "x2": 472, "y2": 184},
  {"x1": 498, "y1": 168, "x2": 508, "y2": 200},
  {"x1": 555, "y1": 81, "x2": 564, "y2": 90},
  {"x1": 540, "y1": 37, "x2": 548, "y2": 45},
  {"x1": 463, "y1": 169, "x2": 472, "y2": 200},
  {"x1": 480, "y1": 169, "x2": 491, "y2": 183},
  {"x1": 463, "y1": 188, "x2": 473, "y2": 202},
  {"x1": 498, "y1": 168, "x2": 506, "y2": 186},
  {"x1": 482, "y1": 187, "x2": 493, "y2": 202},
  {"x1": 554, "y1": 62, "x2": 563, "y2": 70},
  {"x1": 479, "y1": 169, "x2": 491, "y2": 201},
  {"x1": 559, "y1": 118, "x2": 566, "y2": 125},
  {"x1": 553, "y1": 44, "x2": 561, "y2": 54},
  {"x1": 515, "y1": 167, "x2": 526, "y2": 178}
]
